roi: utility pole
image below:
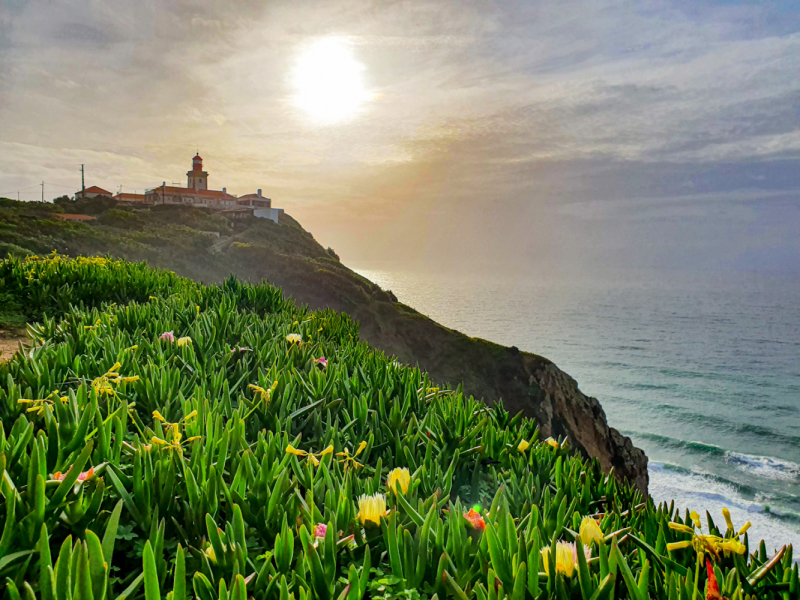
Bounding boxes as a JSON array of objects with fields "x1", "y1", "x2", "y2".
[
  {"x1": 81, "y1": 164, "x2": 85, "y2": 193},
  {"x1": 41, "y1": 181, "x2": 44, "y2": 202}
]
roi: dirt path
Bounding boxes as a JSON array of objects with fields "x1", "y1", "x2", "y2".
[{"x1": 0, "y1": 332, "x2": 27, "y2": 363}]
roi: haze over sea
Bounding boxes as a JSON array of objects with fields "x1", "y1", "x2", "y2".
[{"x1": 354, "y1": 266, "x2": 800, "y2": 553}]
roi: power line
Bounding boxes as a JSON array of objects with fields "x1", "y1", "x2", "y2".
[
  {"x1": 0, "y1": 182, "x2": 77, "y2": 195},
  {"x1": 0, "y1": 183, "x2": 42, "y2": 196}
]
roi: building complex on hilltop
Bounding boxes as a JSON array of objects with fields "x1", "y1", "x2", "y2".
[
  {"x1": 78, "y1": 154, "x2": 283, "y2": 222},
  {"x1": 144, "y1": 154, "x2": 238, "y2": 210}
]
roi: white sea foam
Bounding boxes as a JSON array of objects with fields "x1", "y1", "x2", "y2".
[{"x1": 726, "y1": 452, "x2": 800, "y2": 482}]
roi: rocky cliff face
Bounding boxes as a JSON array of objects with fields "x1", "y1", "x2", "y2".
[{"x1": 522, "y1": 355, "x2": 648, "y2": 494}]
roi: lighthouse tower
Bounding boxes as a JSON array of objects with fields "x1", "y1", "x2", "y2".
[{"x1": 187, "y1": 153, "x2": 208, "y2": 190}]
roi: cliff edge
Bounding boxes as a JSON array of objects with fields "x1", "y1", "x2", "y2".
[
  {"x1": 0, "y1": 199, "x2": 648, "y2": 493},
  {"x1": 243, "y1": 251, "x2": 649, "y2": 495}
]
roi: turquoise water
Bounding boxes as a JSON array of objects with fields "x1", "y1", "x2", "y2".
[{"x1": 354, "y1": 267, "x2": 800, "y2": 553}]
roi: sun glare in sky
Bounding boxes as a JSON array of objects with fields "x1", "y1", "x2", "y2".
[{"x1": 292, "y1": 37, "x2": 369, "y2": 125}]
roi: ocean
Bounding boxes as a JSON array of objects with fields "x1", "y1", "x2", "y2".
[{"x1": 354, "y1": 267, "x2": 800, "y2": 553}]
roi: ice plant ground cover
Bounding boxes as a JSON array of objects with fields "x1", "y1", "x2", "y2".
[{"x1": 0, "y1": 254, "x2": 796, "y2": 600}]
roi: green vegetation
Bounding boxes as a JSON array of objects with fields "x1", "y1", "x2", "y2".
[
  {"x1": 0, "y1": 198, "x2": 327, "y2": 266},
  {"x1": 0, "y1": 254, "x2": 795, "y2": 600}
]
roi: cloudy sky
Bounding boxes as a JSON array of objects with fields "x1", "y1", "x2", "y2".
[{"x1": 1, "y1": 0, "x2": 799, "y2": 278}]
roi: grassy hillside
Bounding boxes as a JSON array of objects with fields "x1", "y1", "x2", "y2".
[
  {"x1": 0, "y1": 198, "x2": 650, "y2": 493},
  {"x1": 0, "y1": 254, "x2": 795, "y2": 600}
]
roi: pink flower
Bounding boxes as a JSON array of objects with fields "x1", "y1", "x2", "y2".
[
  {"x1": 570, "y1": 541, "x2": 592, "y2": 563},
  {"x1": 464, "y1": 508, "x2": 486, "y2": 531},
  {"x1": 77, "y1": 467, "x2": 95, "y2": 481},
  {"x1": 232, "y1": 346, "x2": 252, "y2": 353},
  {"x1": 52, "y1": 466, "x2": 94, "y2": 482},
  {"x1": 314, "y1": 523, "x2": 328, "y2": 539},
  {"x1": 313, "y1": 357, "x2": 328, "y2": 369},
  {"x1": 160, "y1": 331, "x2": 174, "y2": 342}
]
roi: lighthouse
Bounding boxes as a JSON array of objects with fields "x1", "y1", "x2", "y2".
[{"x1": 186, "y1": 153, "x2": 209, "y2": 190}]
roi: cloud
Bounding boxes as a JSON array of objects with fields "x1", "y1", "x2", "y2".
[{"x1": 0, "y1": 0, "x2": 798, "y2": 274}]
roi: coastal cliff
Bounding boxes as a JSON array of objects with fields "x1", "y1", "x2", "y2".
[
  {"x1": 0, "y1": 198, "x2": 648, "y2": 493},
  {"x1": 240, "y1": 250, "x2": 649, "y2": 495}
]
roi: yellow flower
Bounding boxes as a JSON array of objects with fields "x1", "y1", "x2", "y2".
[
  {"x1": 666, "y1": 508, "x2": 749, "y2": 561},
  {"x1": 357, "y1": 493, "x2": 388, "y2": 526},
  {"x1": 18, "y1": 396, "x2": 53, "y2": 416},
  {"x1": 738, "y1": 521, "x2": 751, "y2": 536},
  {"x1": 285, "y1": 444, "x2": 330, "y2": 467},
  {"x1": 176, "y1": 336, "x2": 192, "y2": 347},
  {"x1": 720, "y1": 539, "x2": 746, "y2": 554},
  {"x1": 579, "y1": 516, "x2": 604, "y2": 546},
  {"x1": 150, "y1": 413, "x2": 201, "y2": 456},
  {"x1": 249, "y1": 381, "x2": 278, "y2": 405},
  {"x1": 337, "y1": 441, "x2": 367, "y2": 471},
  {"x1": 545, "y1": 437, "x2": 559, "y2": 448},
  {"x1": 668, "y1": 522, "x2": 694, "y2": 535},
  {"x1": 719, "y1": 509, "x2": 738, "y2": 538},
  {"x1": 286, "y1": 444, "x2": 307, "y2": 457},
  {"x1": 387, "y1": 467, "x2": 411, "y2": 494},
  {"x1": 286, "y1": 333, "x2": 303, "y2": 345},
  {"x1": 517, "y1": 439, "x2": 530, "y2": 452},
  {"x1": 541, "y1": 542, "x2": 582, "y2": 578},
  {"x1": 91, "y1": 362, "x2": 137, "y2": 396}
]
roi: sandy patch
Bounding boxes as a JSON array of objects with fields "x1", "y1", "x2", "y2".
[{"x1": 0, "y1": 333, "x2": 27, "y2": 363}]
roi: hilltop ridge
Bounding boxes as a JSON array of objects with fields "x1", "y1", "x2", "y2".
[{"x1": 0, "y1": 196, "x2": 647, "y2": 492}]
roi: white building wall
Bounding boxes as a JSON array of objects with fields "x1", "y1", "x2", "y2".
[{"x1": 253, "y1": 208, "x2": 284, "y2": 223}]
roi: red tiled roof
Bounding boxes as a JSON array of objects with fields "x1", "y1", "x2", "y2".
[
  {"x1": 81, "y1": 186, "x2": 112, "y2": 195},
  {"x1": 54, "y1": 213, "x2": 96, "y2": 221},
  {"x1": 149, "y1": 186, "x2": 235, "y2": 198}
]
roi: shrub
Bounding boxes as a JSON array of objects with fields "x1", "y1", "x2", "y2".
[{"x1": 0, "y1": 254, "x2": 795, "y2": 600}]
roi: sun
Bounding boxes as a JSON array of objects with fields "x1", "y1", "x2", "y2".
[{"x1": 292, "y1": 37, "x2": 369, "y2": 124}]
